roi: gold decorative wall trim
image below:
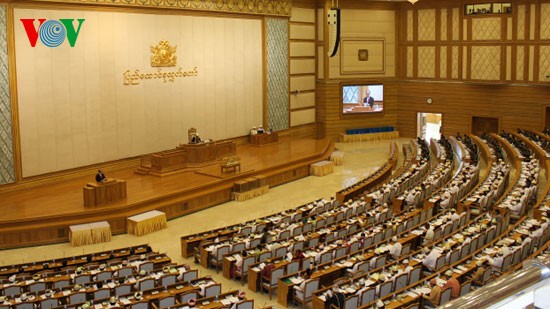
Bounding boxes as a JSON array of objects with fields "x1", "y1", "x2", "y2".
[{"x1": 24, "y1": 0, "x2": 292, "y2": 17}]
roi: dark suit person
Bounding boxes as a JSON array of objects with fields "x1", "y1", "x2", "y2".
[
  {"x1": 363, "y1": 91, "x2": 374, "y2": 108},
  {"x1": 95, "y1": 170, "x2": 106, "y2": 183}
]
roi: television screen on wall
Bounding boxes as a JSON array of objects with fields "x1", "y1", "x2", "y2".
[{"x1": 342, "y1": 84, "x2": 384, "y2": 114}]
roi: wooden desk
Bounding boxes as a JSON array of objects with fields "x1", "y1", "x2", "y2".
[
  {"x1": 330, "y1": 151, "x2": 344, "y2": 166},
  {"x1": 69, "y1": 221, "x2": 112, "y2": 246},
  {"x1": 222, "y1": 255, "x2": 235, "y2": 279},
  {"x1": 221, "y1": 163, "x2": 241, "y2": 174},
  {"x1": 277, "y1": 276, "x2": 296, "y2": 307},
  {"x1": 310, "y1": 161, "x2": 334, "y2": 176},
  {"x1": 83, "y1": 179, "x2": 127, "y2": 206},
  {"x1": 249, "y1": 132, "x2": 279, "y2": 145},
  {"x1": 178, "y1": 141, "x2": 236, "y2": 164},
  {"x1": 127, "y1": 210, "x2": 167, "y2": 236}
]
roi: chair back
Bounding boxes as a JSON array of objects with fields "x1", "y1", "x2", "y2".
[
  {"x1": 302, "y1": 257, "x2": 312, "y2": 271},
  {"x1": 360, "y1": 287, "x2": 375, "y2": 306},
  {"x1": 139, "y1": 261, "x2": 154, "y2": 273},
  {"x1": 286, "y1": 261, "x2": 300, "y2": 275},
  {"x1": 394, "y1": 272, "x2": 408, "y2": 291},
  {"x1": 94, "y1": 288, "x2": 111, "y2": 300},
  {"x1": 304, "y1": 278, "x2": 320, "y2": 299},
  {"x1": 138, "y1": 278, "x2": 155, "y2": 291},
  {"x1": 96, "y1": 271, "x2": 113, "y2": 281},
  {"x1": 320, "y1": 250, "x2": 333, "y2": 264},
  {"x1": 249, "y1": 237, "x2": 261, "y2": 249},
  {"x1": 40, "y1": 298, "x2": 59, "y2": 309},
  {"x1": 160, "y1": 274, "x2": 176, "y2": 287},
  {"x1": 511, "y1": 248, "x2": 522, "y2": 265},
  {"x1": 182, "y1": 269, "x2": 198, "y2": 282},
  {"x1": 69, "y1": 292, "x2": 86, "y2": 304},
  {"x1": 335, "y1": 246, "x2": 347, "y2": 259},
  {"x1": 240, "y1": 226, "x2": 252, "y2": 235},
  {"x1": 130, "y1": 301, "x2": 148, "y2": 309},
  {"x1": 460, "y1": 280, "x2": 472, "y2": 296},
  {"x1": 408, "y1": 266, "x2": 421, "y2": 284},
  {"x1": 434, "y1": 255, "x2": 446, "y2": 271},
  {"x1": 449, "y1": 249, "x2": 461, "y2": 264},
  {"x1": 375, "y1": 255, "x2": 387, "y2": 269},
  {"x1": 344, "y1": 294, "x2": 358, "y2": 309},
  {"x1": 481, "y1": 267, "x2": 492, "y2": 284},
  {"x1": 400, "y1": 243, "x2": 411, "y2": 256},
  {"x1": 271, "y1": 268, "x2": 284, "y2": 285},
  {"x1": 294, "y1": 240, "x2": 304, "y2": 252},
  {"x1": 232, "y1": 242, "x2": 245, "y2": 253},
  {"x1": 179, "y1": 290, "x2": 198, "y2": 304},
  {"x1": 303, "y1": 223, "x2": 313, "y2": 234},
  {"x1": 53, "y1": 279, "x2": 70, "y2": 290},
  {"x1": 308, "y1": 237, "x2": 320, "y2": 248},
  {"x1": 378, "y1": 280, "x2": 393, "y2": 298},
  {"x1": 349, "y1": 241, "x2": 361, "y2": 253},
  {"x1": 501, "y1": 254, "x2": 513, "y2": 272},
  {"x1": 439, "y1": 287, "x2": 452, "y2": 305},
  {"x1": 115, "y1": 283, "x2": 132, "y2": 296},
  {"x1": 278, "y1": 230, "x2": 290, "y2": 241},
  {"x1": 14, "y1": 303, "x2": 33, "y2": 309},
  {"x1": 216, "y1": 245, "x2": 230, "y2": 260},
  {"x1": 259, "y1": 251, "x2": 272, "y2": 262},
  {"x1": 158, "y1": 295, "x2": 175, "y2": 308},
  {"x1": 29, "y1": 281, "x2": 47, "y2": 293},
  {"x1": 460, "y1": 243, "x2": 471, "y2": 260},
  {"x1": 235, "y1": 299, "x2": 254, "y2": 309},
  {"x1": 326, "y1": 215, "x2": 335, "y2": 226},
  {"x1": 274, "y1": 246, "x2": 288, "y2": 258},
  {"x1": 292, "y1": 226, "x2": 303, "y2": 237},
  {"x1": 74, "y1": 274, "x2": 91, "y2": 285},
  {"x1": 118, "y1": 267, "x2": 134, "y2": 277},
  {"x1": 204, "y1": 283, "x2": 221, "y2": 297},
  {"x1": 373, "y1": 232, "x2": 383, "y2": 244},
  {"x1": 357, "y1": 261, "x2": 369, "y2": 273},
  {"x1": 241, "y1": 256, "x2": 256, "y2": 274},
  {"x1": 255, "y1": 222, "x2": 267, "y2": 233}
]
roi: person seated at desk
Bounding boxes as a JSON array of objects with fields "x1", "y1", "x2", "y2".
[
  {"x1": 325, "y1": 286, "x2": 346, "y2": 308},
  {"x1": 470, "y1": 260, "x2": 486, "y2": 286},
  {"x1": 190, "y1": 133, "x2": 202, "y2": 144},
  {"x1": 95, "y1": 169, "x2": 106, "y2": 183},
  {"x1": 293, "y1": 268, "x2": 312, "y2": 298},
  {"x1": 422, "y1": 278, "x2": 443, "y2": 307},
  {"x1": 261, "y1": 260, "x2": 276, "y2": 282},
  {"x1": 442, "y1": 270, "x2": 460, "y2": 298}
]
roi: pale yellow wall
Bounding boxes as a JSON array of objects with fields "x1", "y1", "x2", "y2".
[
  {"x1": 290, "y1": 108, "x2": 315, "y2": 126},
  {"x1": 328, "y1": 9, "x2": 396, "y2": 78},
  {"x1": 15, "y1": 8, "x2": 263, "y2": 177}
]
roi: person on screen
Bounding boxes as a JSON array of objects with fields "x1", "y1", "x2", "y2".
[
  {"x1": 95, "y1": 170, "x2": 106, "y2": 183},
  {"x1": 363, "y1": 90, "x2": 375, "y2": 108}
]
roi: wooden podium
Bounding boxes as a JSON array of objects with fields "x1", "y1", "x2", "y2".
[{"x1": 83, "y1": 178, "x2": 127, "y2": 206}]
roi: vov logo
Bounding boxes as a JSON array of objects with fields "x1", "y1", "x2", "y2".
[{"x1": 20, "y1": 19, "x2": 85, "y2": 48}]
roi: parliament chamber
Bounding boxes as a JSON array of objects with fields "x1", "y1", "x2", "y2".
[{"x1": 2, "y1": 0, "x2": 550, "y2": 308}]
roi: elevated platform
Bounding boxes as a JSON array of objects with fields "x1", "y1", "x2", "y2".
[{"x1": 0, "y1": 137, "x2": 333, "y2": 249}]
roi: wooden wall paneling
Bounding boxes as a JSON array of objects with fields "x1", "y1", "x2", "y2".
[{"x1": 395, "y1": 81, "x2": 550, "y2": 138}]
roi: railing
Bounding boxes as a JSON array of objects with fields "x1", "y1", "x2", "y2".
[{"x1": 440, "y1": 258, "x2": 550, "y2": 308}]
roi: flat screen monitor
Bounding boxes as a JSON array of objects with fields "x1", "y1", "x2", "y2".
[{"x1": 342, "y1": 84, "x2": 384, "y2": 114}]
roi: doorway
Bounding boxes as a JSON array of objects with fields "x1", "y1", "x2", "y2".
[
  {"x1": 471, "y1": 116, "x2": 499, "y2": 136},
  {"x1": 417, "y1": 113, "x2": 442, "y2": 142}
]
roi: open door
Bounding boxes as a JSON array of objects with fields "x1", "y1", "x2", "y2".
[{"x1": 417, "y1": 113, "x2": 442, "y2": 142}]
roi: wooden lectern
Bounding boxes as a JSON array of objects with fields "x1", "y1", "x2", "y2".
[{"x1": 83, "y1": 178, "x2": 127, "y2": 206}]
